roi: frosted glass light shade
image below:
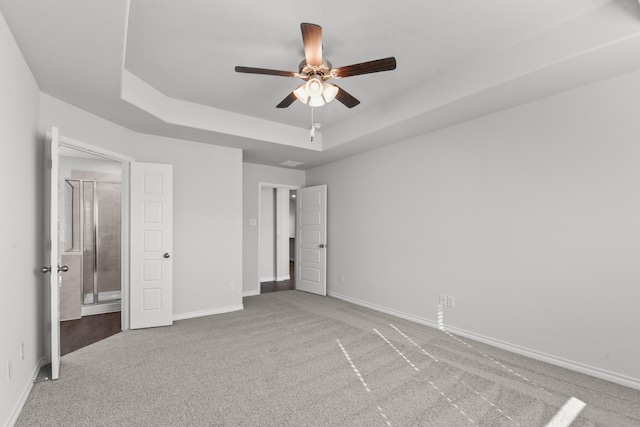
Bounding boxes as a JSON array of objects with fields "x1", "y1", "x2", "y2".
[
  {"x1": 322, "y1": 83, "x2": 338, "y2": 103},
  {"x1": 305, "y1": 77, "x2": 324, "y2": 98},
  {"x1": 293, "y1": 84, "x2": 309, "y2": 104},
  {"x1": 308, "y1": 96, "x2": 325, "y2": 107},
  {"x1": 293, "y1": 78, "x2": 338, "y2": 107}
]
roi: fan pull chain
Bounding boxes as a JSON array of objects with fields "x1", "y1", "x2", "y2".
[{"x1": 310, "y1": 108, "x2": 315, "y2": 142}]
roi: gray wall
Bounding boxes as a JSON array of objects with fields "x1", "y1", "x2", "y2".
[
  {"x1": 38, "y1": 95, "x2": 245, "y2": 318},
  {"x1": 0, "y1": 11, "x2": 44, "y2": 425},
  {"x1": 135, "y1": 133, "x2": 243, "y2": 317},
  {"x1": 307, "y1": 68, "x2": 640, "y2": 388}
]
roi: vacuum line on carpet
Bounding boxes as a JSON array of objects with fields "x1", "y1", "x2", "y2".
[
  {"x1": 373, "y1": 328, "x2": 420, "y2": 371},
  {"x1": 437, "y1": 305, "x2": 590, "y2": 426},
  {"x1": 389, "y1": 324, "x2": 439, "y2": 363},
  {"x1": 442, "y1": 329, "x2": 556, "y2": 399},
  {"x1": 390, "y1": 324, "x2": 520, "y2": 426},
  {"x1": 337, "y1": 339, "x2": 392, "y2": 426},
  {"x1": 373, "y1": 328, "x2": 475, "y2": 424},
  {"x1": 435, "y1": 318, "x2": 587, "y2": 425}
]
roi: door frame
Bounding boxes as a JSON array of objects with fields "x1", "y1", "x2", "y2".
[
  {"x1": 52, "y1": 131, "x2": 134, "y2": 330},
  {"x1": 256, "y1": 182, "x2": 300, "y2": 295}
]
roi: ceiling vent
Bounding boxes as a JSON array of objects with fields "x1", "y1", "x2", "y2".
[{"x1": 280, "y1": 160, "x2": 304, "y2": 168}]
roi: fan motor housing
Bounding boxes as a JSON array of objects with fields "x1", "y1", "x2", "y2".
[{"x1": 299, "y1": 60, "x2": 333, "y2": 81}]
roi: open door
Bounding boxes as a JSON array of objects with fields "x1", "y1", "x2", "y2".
[
  {"x1": 130, "y1": 162, "x2": 173, "y2": 329},
  {"x1": 44, "y1": 128, "x2": 135, "y2": 378},
  {"x1": 296, "y1": 185, "x2": 327, "y2": 296},
  {"x1": 43, "y1": 128, "x2": 62, "y2": 379}
]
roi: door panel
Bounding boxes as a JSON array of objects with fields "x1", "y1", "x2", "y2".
[
  {"x1": 130, "y1": 162, "x2": 173, "y2": 329},
  {"x1": 296, "y1": 185, "x2": 327, "y2": 296},
  {"x1": 47, "y1": 128, "x2": 61, "y2": 379}
]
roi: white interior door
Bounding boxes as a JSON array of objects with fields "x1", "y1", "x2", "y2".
[
  {"x1": 130, "y1": 162, "x2": 173, "y2": 329},
  {"x1": 45, "y1": 127, "x2": 61, "y2": 379},
  {"x1": 296, "y1": 185, "x2": 327, "y2": 296}
]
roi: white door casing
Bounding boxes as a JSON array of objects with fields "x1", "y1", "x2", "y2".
[
  {"x1": 296, "y1": 185, "x2": 327, "y2": 296},
  {"x1": 46, "y1": 128, "x2": 135, "y2": 378},
  {"x1": 47, "y1": 127, "x2": 61, "y2": 379},
  {"x1": 130, "y1": 162, "x2": 173, "y2": 329}
]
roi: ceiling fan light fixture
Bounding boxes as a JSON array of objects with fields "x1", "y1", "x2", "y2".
[
  {"x1": 236, "y1": 23, "x2": 397, "y2": 110},
  {"x1": 293, "y1": 84, "x2": 309, "y2": 104},
  {"x1": 308, "y1": 96, "x2": 325, "y2": 107},
  {"x1": 322, "y1": 83, "x2": 338, "y2": 103},
  {"x1": 305, "y1": 77, "x2": 324, "y2": 98}
]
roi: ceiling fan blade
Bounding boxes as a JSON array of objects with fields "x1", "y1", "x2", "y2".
[
  {"x1": 301, "y1": 23, "x2": 323, "y2": 67},
  {"x1": 332, "y1": 57, "x2": 397, "y2": 78},
  {"x1": 235, "y1": 66, "x2": 298, "y2": 78},
  {"x1": 276, "y1": 92, "x2": 298, "y2": 108},
  {"x1": 334, "y1": 85, "x2": 360, "y2": 108}
]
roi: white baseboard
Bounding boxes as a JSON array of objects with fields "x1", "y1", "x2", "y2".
[
  {"x1": 329, "y1": 291, "x2": 440, "y2": 329},
  {"x1": 172, "y1": 304, "x2": 243, "y2": 321},
  {"x1": 328, "y1": 291, "x2": 640, "y2": 391},
  {"x1": 444, "y1": 324, "x2": 640, "y2": 391},
  {"x1": 243, "y1": 290, "x2": 260, "y2": 297},
  {"x1": 5, "y1": 357, "x2": 47, "y2": 427},
  {"x1": 260, "y1": 275, "x2": 290, "y2": 282}
]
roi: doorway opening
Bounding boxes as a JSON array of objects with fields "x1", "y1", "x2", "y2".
[
  {"x1": 258, "y1": 185, "x2": 298, "y2": 294},
  {"x1": 58, "y1": 146, "x2": 127, "y2": 354}
]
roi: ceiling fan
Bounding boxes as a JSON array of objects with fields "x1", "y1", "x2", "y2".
[{"x1": 235, "y1": 23, "x2": 396, "y2": 109}]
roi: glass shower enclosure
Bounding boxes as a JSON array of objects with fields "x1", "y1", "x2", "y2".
[{"x1": 65, "y1": 178, "x2": 122, "y2": 315}]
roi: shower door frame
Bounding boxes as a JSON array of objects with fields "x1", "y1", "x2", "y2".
[{"x1": 65, "y1": 178, "x2": 123, "y2": 309}]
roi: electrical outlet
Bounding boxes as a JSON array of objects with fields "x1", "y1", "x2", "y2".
[
  {"x1": 229, "y1": 282, "x2": 235, "y2": 292},
  {"x1": 447, "y1": 295, "x2": 455, "y2": 308},
  {"x1": 439, "y1": 294, "x2": 447, "y2": 306},
  {"x1": 339, "y1": 274, "x2": 344, "y2": 284},
  {"x1": 20, "y1": 343, "x2": 24, "y2": 362}
]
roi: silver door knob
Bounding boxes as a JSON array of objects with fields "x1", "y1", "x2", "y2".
[
  {"x1": 164, "y1": 253, "x2": 171, "y2": 258},
  {"x1": 319, "y1": 244, "x2": 325, "y2": 248},
  {"x1": 40, "y1": 266, "x2": 51, "y2": 273},
  {"x1": 58, "y1": 265, "x2": 69, "y2": 273}
]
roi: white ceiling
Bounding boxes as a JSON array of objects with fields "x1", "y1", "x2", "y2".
[{"x1": 2, "y1": 0, "x2": 640, "y2": 169}]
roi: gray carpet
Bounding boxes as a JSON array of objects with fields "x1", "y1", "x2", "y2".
[{"x1": 16, "y1": 291, "x2": 640, "y2": 426}]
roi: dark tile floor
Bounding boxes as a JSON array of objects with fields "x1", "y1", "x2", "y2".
[
  {"x1": 260, "y1": 261, "x2": 295, "y2": 293},
  {"x1": 60, "y1": 311, "x2": 121, "y2": 355}
]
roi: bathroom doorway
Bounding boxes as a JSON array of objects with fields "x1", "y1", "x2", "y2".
[{"x1": 58, "y1": 148, "x2": 123, "y2": 354}]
